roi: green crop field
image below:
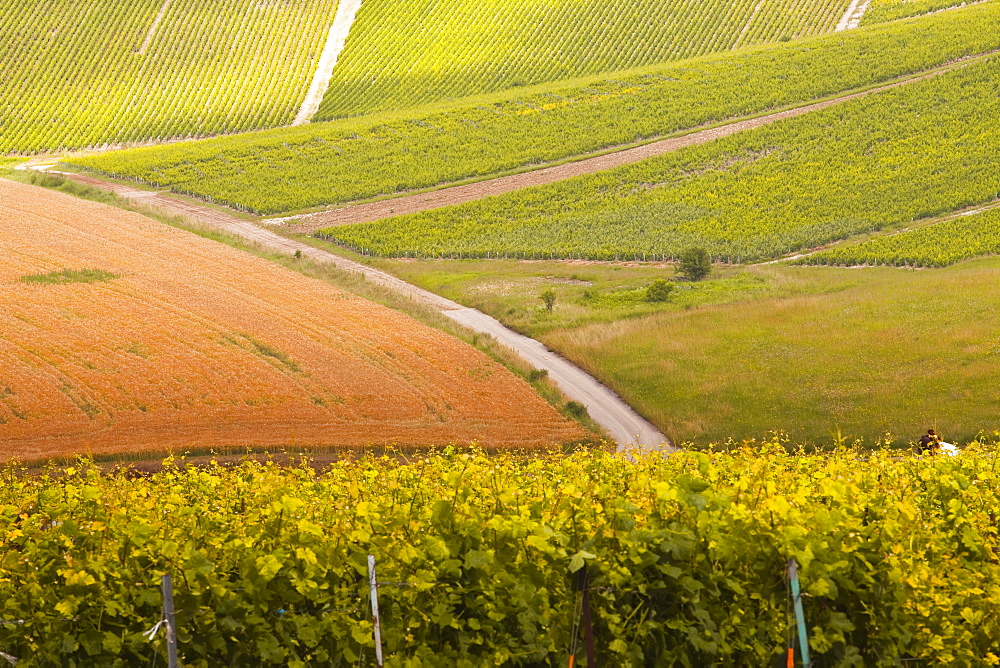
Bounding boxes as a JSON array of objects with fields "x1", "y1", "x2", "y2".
[
  {"x1": 802, "y1": 205, "x2": 1000, "y2": 267},
  {"x1": 322, "y1": 53, "x2": 1000, "y2": 262},
  {"x1": 314, "y1": 0, "x2": 852, "y2": 120},
  {"x1": 4, "y1": 447, "x2": 1000, "y2": 664},
  {"x1": 69, "y1": 3, "x2": 1000, "y2": 215},
  {"x1": 542, "y1": 259, "x2": 1000, "y2": 446},
  {"x1": 0, "y1": 0, "x2": 339, "y2": 154},
  {"x1": 861, "y1": 0, "x2": 985, "y2": 25}
]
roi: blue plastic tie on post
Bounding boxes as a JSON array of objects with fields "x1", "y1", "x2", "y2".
[{"x1": 787, "y1": 558, "x2": 811, "y2": 668}]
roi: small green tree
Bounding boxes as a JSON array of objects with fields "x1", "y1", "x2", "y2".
[
  {"x1": 678, "y1": 247, "x2": 711, "y2": 281},
  {"x1": 645, "y1": 278, "x2": 674, "y2": 302},
  {"x1": 540, "y1": 289, "x2": 556, "y2": 312}
]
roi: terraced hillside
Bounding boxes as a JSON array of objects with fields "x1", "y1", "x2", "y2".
[
  {"x1": 70, "y1": 3, "x2": 1000, "y2": 214},
  {"x1": 0, "y1": 0, "x2": 340, "y2": 154},
  {"x1": 0, "y1": 180, "x2": 585, "y2": 460},
  {"x1": 322, "y1": 52, "x2": 1000, "y2": 261},
  {"x1": 315, "y1": 0, "x2": 853, "y2": 120}
]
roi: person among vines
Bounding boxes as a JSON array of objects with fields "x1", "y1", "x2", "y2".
[{"x1": 918, "y1": 428, "x2": 941, "y2": 454}]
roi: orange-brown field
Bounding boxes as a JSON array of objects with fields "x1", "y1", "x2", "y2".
[{"x1": 0, "y1": 180, "x2": 585, "y2": 460}]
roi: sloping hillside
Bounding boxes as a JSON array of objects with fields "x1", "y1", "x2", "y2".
[
  {"x1": 0, "y1": 0, "x2": 340, "y2": 154},
  {"x1": 69, "y1": 3, "x2": 1000, "y2": 214},
  {"x1": 315, "y1": 0, "x2": 854, "y2": 119},
  {"x1": 0, "y1": 180, "x2": 585, "y2": 460}
]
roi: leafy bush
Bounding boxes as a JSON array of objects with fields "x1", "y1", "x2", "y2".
[
  {"x1": 645, "y1": 278, "x2": 675, "y2": 301},
  {"x1": 540, "y1": 288, "x2": 557, "y2": 311},
  {"x1": 678, "y1": 248, "x2": 711, "y2": 281}
]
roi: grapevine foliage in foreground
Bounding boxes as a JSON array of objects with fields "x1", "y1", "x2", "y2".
[
  {"x1": 68, "y1": 3, "x2": 1000, "y2": 215},
  {"x1": 324, "y1": 54, "x2": 1000, "y2": 262},
  {"x1": 800, "y1": 206, "x2": 1000, "y2": 267},
  {"x1": 2, "y1": 444, "x2": 1000, "y2": 665}
]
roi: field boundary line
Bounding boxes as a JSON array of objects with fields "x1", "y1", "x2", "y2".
[
  {"x1": 279, "y1": 50, "x2": 998, "y2": 232},
  {"x1": 836, "y1": 0, "x2": 872, "y2": 31},
  {"x1": 732, "y1": 0, "x2": 767, "y2": 49},
  {"x1": 9, "y1": 173, "x2": 671, "y2": 453},
  {"x1": 137, "y1": 0, "x2": 172, "y2": 55},
  {"x1": 757, "y1": 198, "x2": 1000, "y2": 265},
  {"x1": 293, "y1": 0, "x2": 364, "y2": 126}
]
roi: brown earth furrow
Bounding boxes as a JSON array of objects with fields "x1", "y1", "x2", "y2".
[{"x1": 281, "y1": 54, "x2": 989, "y2": 233}]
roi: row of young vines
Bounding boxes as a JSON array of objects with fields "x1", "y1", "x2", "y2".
[
  {"x1": 800, "y1": 205, "x2": 1000, "y2": 267},
  {"x1": 0, "y1": 0, "x2": 339, "y2": 154},
  {"x1": 320, "y1": 53, "x2": 1000, "y2": 263},
  {"x1": 860, "y1": 0, "x2": 988, "y2": 25},
  {"x1": 69, "y1": 3, "x2": 1000, "y2": 215},
  {"x1": 314, "y1": 0, "x2": 852, "y2": 120},
  {"x1": 2, "y1": 444, "x2": 999, "y2": 665}
]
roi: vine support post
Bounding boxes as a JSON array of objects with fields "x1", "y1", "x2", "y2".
[
  {"x1": 368, "y1": 554, "x2": 384, "y2": 667},
  {"x1": 161, "y1": 574, "x2": 179, "y2": 668},
  {"x1": 581, "y1": 564, "x2": 595, "y2": 667},
  {"x1": 787, "y1": 559, "x2": 811, "y2": 668}
]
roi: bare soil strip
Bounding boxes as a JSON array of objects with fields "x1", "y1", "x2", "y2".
[
  {"x1": 32, "y1": 172, "x2": 671, "y2": 452},
  {"x1": 137, "y1": 0, "x2": 172, "y2": 54},
  {"x1": 760, "y1": 198, "x2": 1000, "y2": 265},
  {"x1": 836, "y1": 0, "x2": 872, "y2": 31},
  {"x1": 284, "y1": 55, "x2": 986, "y2": 233},
  {"x1": 293, "y1": 0, "x2": 364, "y2": 126}
]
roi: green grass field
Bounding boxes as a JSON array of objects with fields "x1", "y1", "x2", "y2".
[
  {"x1": 69, "y1": 3, "x2": 1000, "y2": 214},
  {"x1": 546, "y1": 259, "x2": 1000, "y2": 446},
  {"x1": 0, "y1": 0, "x2": 339, "y2": 154},
  {"x1": 315, "y1": 0, "x2": 852, "y2": 120},
  {"x1": 324, "y1": 53, "x2": 1000, "y2": 261},
  {"x1": 354, "y1": 253, "x2": 1000, "y2": 447},
  {"x1": 342, "y1": 253, "x2": 769, "y2": 338}
]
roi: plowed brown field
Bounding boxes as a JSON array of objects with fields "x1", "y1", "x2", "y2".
[{"x1": 0, "y1": 180, "x2": 585, "y2": 460}]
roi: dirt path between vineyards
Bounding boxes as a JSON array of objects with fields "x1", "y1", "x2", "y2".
[
  {"x1": 28, "y1": 170, "x2": 672, "y2": 453},
  {"x1": 758, "y1": 198, "x2": 1000, "y2": 265},
  {"x1": 293, "y1": 0, "x2": 364, "y2": 125},
  {"x1": 280, "y1": 53, "x2": 991, "y2": 233}
]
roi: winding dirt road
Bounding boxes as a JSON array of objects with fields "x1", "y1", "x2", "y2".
[{"x1": 283, "y1": 54, "x2": 991, "y2": 233}]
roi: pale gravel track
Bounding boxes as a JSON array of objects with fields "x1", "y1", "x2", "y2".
[
  {"x1": 293, "y1": 0, "x2": 364, "y2": 126},
  {"x1": 23, "y1": 171, "x2": 672, "y2": 453},
  {"x1": 836, "y1": 0, "x2": 873, "y2": 30},
  {"x1": 758, "y1": 199, "x2": 1000, "y2": 265}
]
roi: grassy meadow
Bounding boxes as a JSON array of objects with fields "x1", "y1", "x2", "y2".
[{"x1": 354, "y1": 249, "x2": 1000, "y2": 447}]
